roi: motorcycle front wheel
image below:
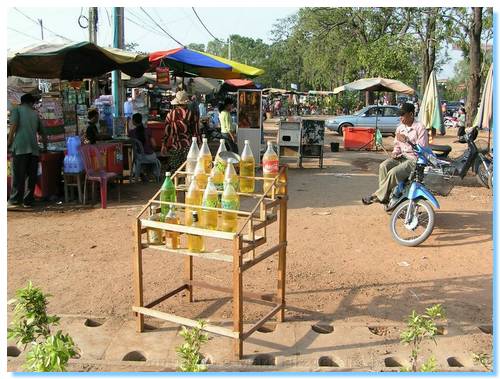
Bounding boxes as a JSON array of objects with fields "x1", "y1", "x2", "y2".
[
  {"x1": 475, "y1": 157, "x2": 492, "y2": 189},
  {"x1": 390, "y1": 199, "x2": 435, "y2": 247}
]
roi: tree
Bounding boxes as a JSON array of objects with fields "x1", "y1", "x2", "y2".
[{"x1": 186, "y1": 43, "x2": 206, "y2": 52}]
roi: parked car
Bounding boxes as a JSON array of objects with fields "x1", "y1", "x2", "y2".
[
  {"x1": 443, "y1": 101, "x2": 462, "y2": 117},
  {"x1": 325, "y1": 105, "x2": 401, "y2": 136}
]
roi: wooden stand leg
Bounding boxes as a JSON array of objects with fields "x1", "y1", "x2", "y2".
[
  {"x1": 232, "y1": 236, "x2": 243, "y2": 360},
  {"x1": 184, "y1": 256, "x2": 193, "y2": 302},
  {"x1": 77, "y1": 174, "x2": 83, "y2": 204},
  {"x1": 277, "y1": 196, "x2": 287, "y2": 322},
  {"x1": 133, "y1": 220, "x2": 144, "y2": 332}
]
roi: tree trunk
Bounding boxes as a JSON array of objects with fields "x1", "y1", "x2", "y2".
[
  {"x1": 421, "y1": 9, "x2": 438, "y2": 95},
  {"x1": 465, "y1": 7, "x2": 483, "y2": 128}
]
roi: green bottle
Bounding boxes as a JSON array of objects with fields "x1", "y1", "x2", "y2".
[{"x1": 160, "y1": 172, "x2": 176, "y2": 221}]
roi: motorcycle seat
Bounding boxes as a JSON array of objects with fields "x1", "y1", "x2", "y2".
[{"x1": 429, "y1": 144, "x2": 452, "y2": 157}]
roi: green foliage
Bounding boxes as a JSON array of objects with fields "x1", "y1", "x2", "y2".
[
  {"x1": 7, "y1": 281, "x2": 60, "y2": 346},
  {"x1": 472, "y1": 352, "x2": 492, "y2": 371},
  {"x1": 420, "y1": 356, "x2": 438, "y2": 372},
  {"x1": 400, "y1": 304, "x2": 446, "y2": 372},
  {"x1": 7, "y1": 282, "x2": 78, "y2": 372},
  {"x1": 24, "y1": 331, "x2": 78, "y2": 372},
  {"x1": 176, "y1": 320, "x2": 209, "y2": 372}
]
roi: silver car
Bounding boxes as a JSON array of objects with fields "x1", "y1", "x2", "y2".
[{"x1": 325, "y1": 105, "x2": 401, "y2": 135}]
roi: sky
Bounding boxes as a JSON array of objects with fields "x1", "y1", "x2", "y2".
[{"x1": 7, "y1": 7, "x2": 299, "y2": 52}]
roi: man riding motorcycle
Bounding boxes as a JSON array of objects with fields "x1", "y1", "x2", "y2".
[{"x1": 362, "y1": 102, "x2": 429, "y2": 205}]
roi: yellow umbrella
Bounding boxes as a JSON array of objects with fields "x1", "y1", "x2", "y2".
[{"x1": 418, "y1": 70, "x2": 444, "y2": 136}]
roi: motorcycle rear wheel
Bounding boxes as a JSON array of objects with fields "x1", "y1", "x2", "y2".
[
  {"x1": 475, "y1": 160, "x2": 491, "y2": 189},
  {"x1": 390, "y1": 199, "x2": 435, "y2": 247}
]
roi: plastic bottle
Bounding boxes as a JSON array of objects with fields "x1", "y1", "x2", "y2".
[
  {"x1": 239, "y1": 140, "x2": 255, "y2": 193},
  {"x1": 188, "y1": 211, "x2": 204, "y2": 253},
  {"x1": 210, "y1": 164, "x2": 225, "y2": 192},
  {"x1": 194, "y1": 157, "x2": 208, "y2": 190},
  {"x1": 224, "y1": 162, "x2": 239, "y2": 192},
  {"x1": 164, "y1": 207, "x2": 180, "y2": 249},
  {"x1": 160, "y1": 172, "x2": 176, "y2": 221},
  {"x1": 185, "y1": 176, "x2": 202, "y2": 227},
  {"x1": 220, "y1": 179, "x2": 240, "y2": 233},
  {"x1": 262, "y1": 141, "x2": 279, "y2": 194},
  {"x1": 186, "y1": 137, "x2": 200, "y2": 186},
  {"x1": 199, "y1": 137, "x2": 213, "y2": 174},
  {"x1": 214, "y1": 138, "x2": 227, "y2": 171},
  {"x1": 201, "y1": 177, "x2": 219, "y2": 230},
  {"x1": 148, "y1": 205, "x2": 163, "y2": 245}
]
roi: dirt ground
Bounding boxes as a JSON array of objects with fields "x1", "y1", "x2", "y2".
[{"x1": 7, "y1": 121, "x2": 493, "y2": 338}]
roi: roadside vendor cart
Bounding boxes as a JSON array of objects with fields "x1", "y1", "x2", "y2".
[{"x1": 132, "y1": 162, "x2": 288, "y2": 359}]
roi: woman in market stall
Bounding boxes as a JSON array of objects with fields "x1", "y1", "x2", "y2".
[
  {"x1": 128, "y1": 113, "x2": 161, "y2": 182},
  {"x1": 161, "y1": 90, "x2": 199, "y2": 171},
  {"x1": 219, "y1": 98, "x2": 238, "y2": 153}
]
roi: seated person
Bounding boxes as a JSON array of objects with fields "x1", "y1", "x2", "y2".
[
  {"x1": 83, "y1": 108, "x2": 104, "y2": 145},
  {"x1": 362, "y1": 102, "x2": 429, "y2": 205},
  {"x1": 128, "y1": 113, "x2": 161, "y2": 181}
]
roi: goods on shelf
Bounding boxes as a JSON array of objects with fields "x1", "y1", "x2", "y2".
[{"x1": 37, "y1": 96, "x2": 65, "y2": 142}]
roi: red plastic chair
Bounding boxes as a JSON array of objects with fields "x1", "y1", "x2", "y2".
[{"x1": 80, "y1": 144, "x2": 121, "y2": 209}]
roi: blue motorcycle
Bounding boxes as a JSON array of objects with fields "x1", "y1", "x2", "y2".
[{"x1": 385, "y1": 141, "x2": 443, "y2": 247}]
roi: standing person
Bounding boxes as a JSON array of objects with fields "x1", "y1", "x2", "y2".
[
  {"x1": 362, "y1": 103, "x2": 428, "y2": 205},
  {"x1": 198, "y1": 96, "x2": 207, "y2": 118},
  {"x1": 128, "y1": 113, "x2": 160, "y2": 181},
  {"x1": 7, "y1": 94, "x2": 47, "y2": 208},
  {"x1": 219, "y1": 98, "x2": 238, "y2": 153},
  {"x1": 161, "y1": 91, "x2": 198, "y2": 171}
]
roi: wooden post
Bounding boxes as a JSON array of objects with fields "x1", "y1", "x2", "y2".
[
  {"x1": 277, "y1": 196, "x2": 287, "y2": 322},
  {"x1": 232, "y1": 236, "x2": 243, "y2": 359},
  {"x1": 184, "y1": 256, "x2": 193, "y2": 302},
  {"x1": 133, "y1": 220, "x2": 144, "y2": 332}
]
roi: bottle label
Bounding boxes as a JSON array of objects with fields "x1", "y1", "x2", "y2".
[
  {"x1": 203, "y1": 198, "x2": 218, "y2": 208},
  {"x1": 263, "y1": 159, "x2": 279, "y2": 175},
  {"x1": 214, "y1": 160, "x2": 226, "y2": 174},
  {"x1": 221, "y1": 199, "x2": 239, "y2": 210}
]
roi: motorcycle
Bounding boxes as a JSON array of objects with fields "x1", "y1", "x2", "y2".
[
  {"x1": 430, "y1": 127, "x2": 493, "y2": 189},
  {"x1": 385, "y1": 141, "x2": 442, "y2": 247}
]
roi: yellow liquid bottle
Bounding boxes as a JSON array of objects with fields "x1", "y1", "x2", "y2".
[
  {"x1": 185, "y1": 176, "x2": 202, "y2": 227},
  {"x1": 214, "y1": 138, "x2": 228, "y2": 173},
  {"x1": 165, "y1": 207, "x2": 180, "y2": 249},
  {"x1": 188, "y1": 211, "x2": 204, "y2": 253},
  {"x1": 239, "y1": 139, "x2": 255, "y2": 193},
  {"x1": 202, "y1": 177, "x2": 219, "y2": 230},
  {"x1": 210, "y1": 164, "x2": 225, "y2": 192},
  {"x1": 199, "y1": 137, "x2": 213, "y2": 174},
  {"x1": 224, "y1": 162, "x2": 239, "y2": 192},
  {"x1": 194, "y1": 157, "x2": 208, "y2": 191},
  {"x1": 262, "y1": 141, "x2": 279, "y2": 194},
  {"x1": 220, "y1": 179, "x2": 240, "y2": 233},
  {"x1": 185, "y1": 137, "x2": 199, "y2": 186}
]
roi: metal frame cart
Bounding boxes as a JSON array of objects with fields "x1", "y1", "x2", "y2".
[
  {"x1": 300, "y1": 119, "x2": 325, "y2": 168},
  {"x1": 132, "y1": 162, "x2": 288, "y2": 360},
  {"x1": 277, "y1": 119, "x2": 302, "y2": 167}
]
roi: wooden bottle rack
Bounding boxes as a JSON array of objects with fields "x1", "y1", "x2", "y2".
[{"x1": 133, "y1": 161, "x2": 288, "y2": 359}]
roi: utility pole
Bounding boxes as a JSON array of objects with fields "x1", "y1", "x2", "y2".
[
  {"x1": 88, "y1": 7, "x2": 99, "y2": 102},
  {"x1": 111, "y1": 7, "x2": 124, "y2": 118},
  {"x1": 228, "y1": 36, "x2": 231, "y2": 60},
  {"x1": 38, "y1": 19, "x2": 44, "y2": 40}
]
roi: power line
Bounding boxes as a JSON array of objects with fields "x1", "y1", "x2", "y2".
[
  {"x1": 191, "y1": 7, "x2": 224, "y2": 44},
  {"x1": 8, "y1": 26, "x2": 42, "y2": 41},
  {"x1": 13, "y1": 7, "x2": 72, "y2": 42},
  {"x1": 139, "y1": 7, "x2": 184, "y2": 46},
  {"x1": 125, "y1": 15, "x2": 166, "y2": 37}
]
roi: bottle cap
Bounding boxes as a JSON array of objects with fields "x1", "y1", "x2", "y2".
[
  {"x1": 203, "y1": 137, "x2": 207, "y2": 142},
  {"x1": 165, "y1": 172, "x2": 171, "y2": 177},
  {"x1": 192, "y1": 211, "x2": 199, "y2": 222},
  {"x1": 192, "y1": 136, "x2": 197, "y2": 141},
  {"x1": 244, "y1": 139, "x2": 249, "y2": 143},
  {"x1": 220, "y1": 139, "x2": 225, "y2": 143}
]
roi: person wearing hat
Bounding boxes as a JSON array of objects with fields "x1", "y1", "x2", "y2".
[
  {"x1": 362, "y1": 102, "x2": 428, "y2": 205},
  {"x1": 161, "y1": 90, "x2": 199, "y2": 170},
  {"x1": 7, "y1": 94, "x2": 47, "y2": 208}
]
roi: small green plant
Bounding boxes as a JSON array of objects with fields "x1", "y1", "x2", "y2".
[
  {"x1": 24, "y1": 331, "x2": 78, "y2": 372},
  {"x1": 176, "y1": 320, "x2": 209, "y2": 372},
  {"x1": 473, "y1": 352, "x2": 492, "y2": 371},
  {"x1": 7, "y1": 281, "x2": 60, "y2": 346},
  {"x1": 7, "y1": 281, "x2": 78, "y2": 372},
  {"x1": 400, "y1": 304, "x2": 445, "y2": 372}
]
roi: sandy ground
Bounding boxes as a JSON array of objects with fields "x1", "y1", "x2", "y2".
[{"x1": 7, "y1": 121, "x2": 493, "y2": 335}]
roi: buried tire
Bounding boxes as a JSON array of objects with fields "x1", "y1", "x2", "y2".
[{"x1": 390, "y1": 199, "x2": 435, "y2": 247}]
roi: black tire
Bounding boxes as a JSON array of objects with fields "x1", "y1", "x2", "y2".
[
  {"x1": 337, "y1": 123, "x2": 352, "y2": 136},
  {"x1": 390, "y1": 199, "x2": 435, "y2": 247},
  {"x1": 488, "y1": 170, "x2": 493, "y2": 192},
  {"x1": 475, "y1": 158, "x2": 491, "y2": 189}
]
